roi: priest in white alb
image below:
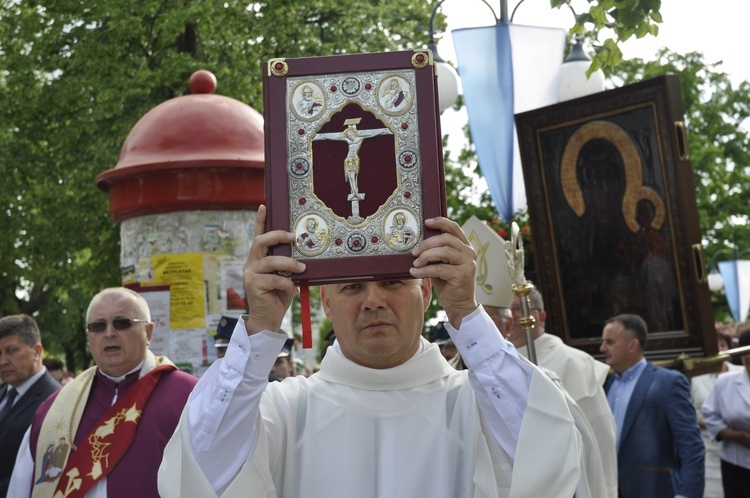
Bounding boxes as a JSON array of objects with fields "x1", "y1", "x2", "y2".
[
  {"x1": 460, "y1": 215, "x2": 614, "y2": 498},
  {"x1": 157, "y1": 206, "x2": 582, "y2": 498}
]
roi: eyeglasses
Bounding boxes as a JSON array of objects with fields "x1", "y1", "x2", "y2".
[{"x1": 86, "y1": 318, "x2": 148, "y2": 333}]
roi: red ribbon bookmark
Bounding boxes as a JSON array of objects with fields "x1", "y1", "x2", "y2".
[{"x1": 300, "y1": 280, "x2": 312, "y2": 348}]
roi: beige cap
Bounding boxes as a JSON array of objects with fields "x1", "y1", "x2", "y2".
[{"x1": 461, "y1": 215, "x2": 514, "y2": 308}]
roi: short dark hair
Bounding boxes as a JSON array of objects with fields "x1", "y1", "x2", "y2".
[
  {"x1": 43, "y1": 357, "x2": 64, "y2": 371},
  {"x1": 606, "y1": 313, "x2": 648, "y2": 349},
  {"x1": 0, "y1": 314, "x2": 42, "y2": 348}
]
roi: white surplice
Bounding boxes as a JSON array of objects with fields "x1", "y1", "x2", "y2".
[
  {"x1": 158, "y1": 308, "x2": 581, "y2": 498},
  {"x1": 517, "y1": 332, "x2": 617, "y2": 498}
]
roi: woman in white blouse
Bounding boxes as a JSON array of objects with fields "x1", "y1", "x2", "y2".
[
  {"x1": 692, "y1": 326, "x2": 742, "y2": 497},
  {"x1": 702, "y1": 329, "x2": 750, "y2": 498}
]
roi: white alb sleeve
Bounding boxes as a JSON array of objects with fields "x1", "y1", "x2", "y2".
[
  {"x1": 188, "y1": 319, "x2": 288, "y2": 494},
  {"x1": 445, "y1": 306, "x2": 534, "y2": 461}
]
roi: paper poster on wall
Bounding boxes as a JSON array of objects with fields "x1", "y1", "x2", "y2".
[
  {"x1": 126, "y1": 284, "x2": 171, "y2": 357},
  {"x1": 202, "y1": 221, "x2": 245, "y2": 256},
  {"x1": 205, "y1": 314, "x2": 223, "y2": 364},
  {"x1": 203, "y1": 224, "x2": 223, "y2": 253},
  {"x1": 219, "y1": 261, "x2": 246, "y2": 312},
  {"x1": 205, "y1": 254, "x2": 220, "y2": 314},
  {"x1": 121, "y1": 265, "x2": 136, "y2": 286},
  {"x1": 169, "y1": 328, "x2": 207, "y2": 367},
  {"x1": 153, "y1": 252, "x2": 206, "y2": 329},
  {"x1": 137, "y1": 258, "x2": 154, "y2": 284}
]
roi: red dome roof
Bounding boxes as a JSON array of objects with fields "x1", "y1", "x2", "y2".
[{"x1": 97, "y1": 70, "x2": 266, "y2": 222}]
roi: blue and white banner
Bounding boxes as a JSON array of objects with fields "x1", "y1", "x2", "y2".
[
  {"x1": 719, "y1": 259, "x2": 750, "y2": 322},
  {"x1": 453, "y1": 23, "x2": 565, "y2": 220}
]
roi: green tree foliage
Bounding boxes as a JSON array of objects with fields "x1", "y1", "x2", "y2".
[
  {"x1": 553, "y1": 0, "x2": 663, "y2": 74},
  {"x1": 609, "y1": 49, "x2": 750, "y2": 321},
  {"x1": 0, "y1": 0, "x2": 438, "y2": 370}
]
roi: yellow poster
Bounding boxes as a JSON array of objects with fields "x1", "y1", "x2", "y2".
[{"x1": 153, "y1": 253, "x2": 206, "y2": 329}]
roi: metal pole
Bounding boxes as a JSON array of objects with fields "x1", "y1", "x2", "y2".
[
  {"x1": 513, "y1": 282, "x2": 538, "y2": 364},
  {"x1": 429, "y1": 0, "x2": 500, "y2": 40},
  {"x1": 505, "y1": 222, "x2": 537, "y2": 364}
]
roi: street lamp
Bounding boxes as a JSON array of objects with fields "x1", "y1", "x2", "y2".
[
  {"x1": 558, "y1": 34, "x2": 605, "y2": 102},
  {"x1": 708, "y1": 249, "x2": 732, "y2": 292},
  {"x1": 430, "y1": 0, "x2": 603, "y2": 109}
]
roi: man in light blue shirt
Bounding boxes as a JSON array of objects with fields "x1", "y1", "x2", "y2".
[
  {"x1": 606, "y1": 356, "x2": 646, "y2": 451},
  {"x1": 601, "y1": 313, "x2": 704, "y2": 498}
]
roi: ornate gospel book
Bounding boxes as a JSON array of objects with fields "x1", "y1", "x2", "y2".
[
  {"x1": 515, "y1": 75, "x2": 717, "y2": 360},
  {"x1": 263, "y1": 50, "x2": 447, "y2": 284}
]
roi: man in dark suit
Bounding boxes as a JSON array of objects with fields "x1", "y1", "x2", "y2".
[
  {"x1": 0, "y1": 314, "x2": 60, "y2": 498},
  {"x1": 601, "y1": 313, "x2": 704, "y2": 498}
]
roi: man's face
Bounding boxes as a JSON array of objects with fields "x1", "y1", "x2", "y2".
[
  {"x1": 600, "y1": 320, "x2": 637, "y2": 374},
  {"x1": 321, "y1": 279, "x2": 430, "y2": 369},
  {"x1": 87, "y1": 295, "x2": 153, "y2": 377},
  {"x1": 0, "y1": 334, "x2": 42, "y2": 387},
  {"x1": 507, "y1": 295, "x2": 544, "y2": 347}
]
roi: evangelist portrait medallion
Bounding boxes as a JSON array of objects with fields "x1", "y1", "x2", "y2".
[{"x1": 290, "y1": 80, "x2": 327, "y2": 121}]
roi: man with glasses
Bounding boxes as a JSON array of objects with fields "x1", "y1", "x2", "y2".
[
  {"x1": 0, "y1": 314, "x2": 60, "y2": 498},
  {"x1": 8, "y1": 287, "x2": 197, "y2": 498},
  {"x1": 462, "y1": 215, "x2": 616, "y2": 497}
]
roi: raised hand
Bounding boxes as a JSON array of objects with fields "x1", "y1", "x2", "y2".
[
  {"x1": 409, "y1": 217, "x2": 478, "y2": 328},
  {"x1": 242, "y1": 205, "x2": 306, "y2": 335}
]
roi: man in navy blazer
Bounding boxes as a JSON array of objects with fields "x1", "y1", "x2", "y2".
[
  {"x1": 0, "y1": 314, "x2": 60, "y2": 498},
  {"x1": 601, "y1": 313, "x2": 704, "y2": 498}
]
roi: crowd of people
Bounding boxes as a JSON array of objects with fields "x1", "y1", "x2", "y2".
[
  {"x1": 1, "y1": 204, "x2": 748, "y2": 497},
  {"x1": 1, "y1": 288, "x2": 197, "y2": 498}
]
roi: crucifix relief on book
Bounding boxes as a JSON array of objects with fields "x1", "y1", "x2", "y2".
[
  {"x1": 263, "y1": 51, "x2": 446, "y2": 284},
  {"x1": 312, "y1": 117, "x2": 393, "y2": 223}
]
